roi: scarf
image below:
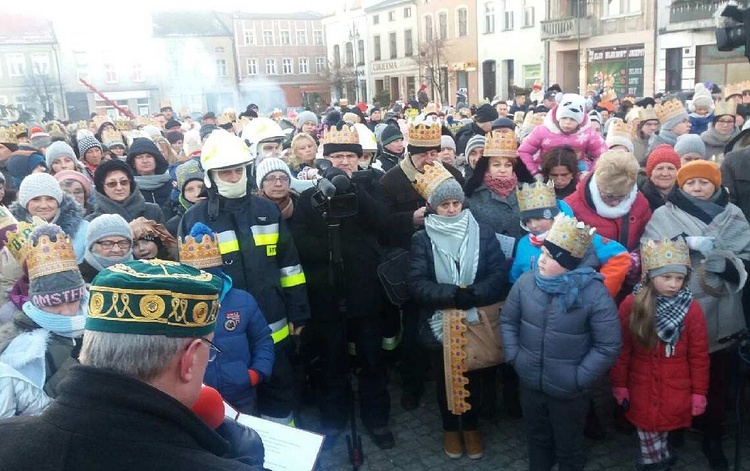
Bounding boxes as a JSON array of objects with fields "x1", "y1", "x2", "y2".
[
  {"x1": 702, "y1": 125, "x2": 737, "y2": 147},
  {"x1": 677, "y1": 189, "x2": 726, "y2": 222},
  {"x1": 483, "y1": 172, "x2": 518, "y2": 198},
  {"x1": 633, "y1": 283, "x2": 693, "y2": 357},
  {"x1": 263, "y1": 193, "x2": 294, "y2": 220},
  {"x1": 529, "y1": 231, "x2": 548, "y2": 247},
  {"x1": 535, "y1": 265, "x2": 603, "y2": 310},
  {"x1": 84, "y1": 249, "x2": 133, "y2": 273},
  {"x1": 655, "y1": 129, "x2": 678, "y2": 147},
  {"x1": 133, "y1": 170, "x2": 172, "y2": 191},
  {"x1": 22, "y1": 291, "x2": 89, "y2": 339},
  {"x1": 589, "y1": 174, "x2": 638, "y2": 218}
]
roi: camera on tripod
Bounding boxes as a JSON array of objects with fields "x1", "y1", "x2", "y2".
[
  {"x1": 311, "y1": 167, "x2": 359, "y2": 219},
  {"x1": 716, "y1": 4, "x2": 750, "y2": 62}
]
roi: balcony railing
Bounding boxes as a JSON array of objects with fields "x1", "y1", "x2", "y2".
[
  {"x1": 670, "y1": 0, "x2": 750, "y2": 24},
  {"x1": 540, "y1": 16, "x2": 592, "y2": 41}
]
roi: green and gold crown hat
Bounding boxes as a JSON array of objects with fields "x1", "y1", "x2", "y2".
[{"x1": 86, "y1": 259, "x2": 224, "y2": 337}]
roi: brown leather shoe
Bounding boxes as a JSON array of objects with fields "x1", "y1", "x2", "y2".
[
  {"x1": 444, "y1": 431, "x2": 462, "y2": 458},
  {"x1": 463, "y1": 430, "x2": 483, "y2": 459}
]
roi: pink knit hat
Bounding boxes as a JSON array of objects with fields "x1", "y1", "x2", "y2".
[{"x1": 54, "y1": 170, "x2": 92, "y2": 201}]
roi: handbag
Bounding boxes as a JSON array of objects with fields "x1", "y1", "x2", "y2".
[
  {"x1": 464, "y1": 302, "x2": 504, "y2": 371},
  {"x1": 377, "y1": 247, "x2": 411, "y2": 306}
]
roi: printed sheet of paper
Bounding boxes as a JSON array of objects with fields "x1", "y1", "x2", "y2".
[{"x1": 495, "y1": 233, "x2": 516, "y2": 260}]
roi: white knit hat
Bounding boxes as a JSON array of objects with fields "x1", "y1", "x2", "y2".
[
  {"x1": 255, "y1": 157, "x2": 292, "y2": 189},
  {"x1": 18, "y1": 172, "x2": 64, "y2": 208}
]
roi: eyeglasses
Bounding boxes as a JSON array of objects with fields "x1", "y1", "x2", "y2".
[
  {"x1": 96, "y1": 239, "x2": 132, "y2": 251},
  {"x1": 600, "y1": 192, "x2": 629, "y2": 204},
  {"x1": 328, "y1": 154, "x2": 359, "y2": 162},
  {"x1": 201, "y1": 337, "x2": 222, "y2": 362},
  {"x1": 105, "y1": 179, "x2": 130, "y2": 189},
  {"x1": 717, "y1": 119, "x2": 735, "y2": 125},
  {"x1": 264, "y1": 175, "x2": 290, "y2": 184}
]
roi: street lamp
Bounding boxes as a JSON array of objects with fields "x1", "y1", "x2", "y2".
[{"x1": 348, "y1": 23, "x2": 360, "y2": 103}]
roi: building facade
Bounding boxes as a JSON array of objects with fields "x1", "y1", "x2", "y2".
[
  {"x1": 322, "y1": 0, "x2": 370, "y2": 104},
  {"x1": 477, "y1": 0, "x2": 544, "y2": 101},
  {"x1": 542, "y1": 0, "x2": 657, "y2": 97},
  {"x1": 233, "y1": 12, "x2": 330, "y2": 113}
]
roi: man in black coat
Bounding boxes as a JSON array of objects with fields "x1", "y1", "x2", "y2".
[{"x1": 454, "y1": 103, "x2": 498, "y2": 156}]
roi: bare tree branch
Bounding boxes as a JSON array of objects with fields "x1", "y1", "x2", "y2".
[
  {"x1": 412, "y1": 38, "x2": 455, "y2": 103},
  {"x1": 319, "y1": 60, "x2": 355, "y2": 102}
]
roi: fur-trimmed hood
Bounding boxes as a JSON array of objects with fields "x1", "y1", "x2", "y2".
[{"x1": 10, "y1": 193, "x2": 85, "y2": 238}]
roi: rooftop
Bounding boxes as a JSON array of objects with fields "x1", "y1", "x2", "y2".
[
  {"x1": 0, "y1": 14, "x2": 56, "y2": 45},
  {"x1": 152, "y1": 11, "x2": 232, "y2": 37},
  {"x1": 231, "y1": 11, "x2": 322, "y2": 20}
]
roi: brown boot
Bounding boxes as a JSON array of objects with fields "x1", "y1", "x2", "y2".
[
  {"x1": 463, "y1": 430, "x2": 483, "y2": 460},
  {"x1": 444, "y1": 431, "x2": 462, "y2": 459}
]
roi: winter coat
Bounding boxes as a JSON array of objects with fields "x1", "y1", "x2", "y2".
[
  {"x1": 377, "y1": 150, "x2": 401, "y2": 173},
  {"x1": 0, "y1": 362, "x2": 51, "y2": 418},
  {"x1": 466, "y1": 184, "x2": 522, "y2": 243},
  {"x1": 610, "y1": 294, "x2": 709, "y2": 432},
  {"x1": 408, "y1": 225, "x2": 509, "y2": 348},
  {"x1": 638, "y1": 178, "x2": 673, "y2": 213},
  {"x1": 86, "y1": 184, "x2": 165, "y2": 223},
  {"x1": 722, "y1": 147, "x2": 750, "y2": 221},
  {"x1": 289, "y1": 177, "x2": 388, "y2": 321},
  {"x1": 11, "y1": 195, "x2": 88, "y2": 263},
  {"x1": 632, "y1": 131, "x2": 651, "y2": 167},
  {"x1": 127, "y1": 137, "x2": 174, "y2": 210},
  {"x1": 518, "y1": 106, "x2": 608, "y2": 177},
  {"x1": 701, "y1": 125, "x2": 739, "y2": 162},
  {"x1": 380, "y1": 162, "x2": 464, "y2": 250},
  {"x1": 565, "y1": 174, "x2": 652, "y2": 252},
  {"x1": 0, "y1": 365, "x2": 259, "y2": 471},
  {"x1": 454, "y1": 122, "x2": 486, "y2": 157},
  {"x1": 203, "y1": 287, "x2": 274, "y2": 411},
  {"x1": 550, "y1": 178, "x2": 577, "y2": 200},
  {"x1": 689, "y1": 113, "x2": 714, "y2": 136},
  {"x1": 501, "y1": 270, "x2": 621, "y2": 399}
]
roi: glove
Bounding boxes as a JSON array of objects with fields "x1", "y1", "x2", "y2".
[
  {"x1": 691, "y1": 394, "x2": 707, "y2": 416},
  {"x1": 248, "y1": 369, "x2": 262, "y2": 387},
  {"x1": 625, "y1": 251, "x2": 641, "y2": 285},
  {"x1": 717, "y1": 260, "x2": 740, "y2": 284},
  {"x1": 454, "y1": 288, "x2": 476, "y2": 311},
  {"x1": 612, "y1": 387, "x2": 629, "y2": 406}
]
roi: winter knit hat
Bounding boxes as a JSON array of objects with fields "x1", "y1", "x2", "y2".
[
  {"x1": 175, "y1": 159, "x2": 204, "y2": 194},
  {"x1": 588, "y1": 110, "x2": 603, "y2": 127},
  {"x1": 78, "y1": 135, "x2": 103, "y2": 160},
  {"x1": 45, "y1": 141, "x2": 80, "y2": 170},
  {"x1": 555, "y1": 93, "x2": 587, "y2": 125},
  {"x1": 255, "y1": 157, "x2": 292, "y2": 189},
  {"x1": 297, "y1": 111, "x2": 319, "y2": 130},
  {"x1": 691, "y1": 83, "x2": 714, "y2": 111},
  {"x1": 440, "y1": 135, "x2": 456, "y2": 151},
  {"x1": 18, "y1": 172, "x2": 63, "y2": 208},
  {"x1": 491, "y1": 117, "x2": 515, "y2": 131},
  {"x1": 594, "y1": 150, "x2": 639, "y2": 196},
  {"x1": 645, "y1": 145, "x2": 681, "y2": 178},
  {"x1": 674, "y1": 134, "x2": 707, "y2": 160},
  {"x1": 677, "y1": 160, "x2": 721, "y2": 189},
  {"x1": 475, "y1": 103, "x2": 499, "y2": 123},
  {"x1": 465, "y1": 134, "x2": 486, "y2": 157},
  {"x1": 7, "y1": 152, "x2": 47, "y2": 183},
  {"x1": 379, "y1": 124, "x2": 404, "y2": 146},
  {"x1": 427, "y1": 177, "x2": 465, "y2": 208},
  {"x1": 605, "y1": 120, "x2": 635, "y2": 154},
  {"x1": 30, "y1": 131, "x2": 52, "y2": 151},
  {"x1": 54, "y1": 170, "x2": 92, "y2": 201},
  {"x1": 93, "y1": 159, "x2": 135, "y2": 196},
  {"x1": 28, "y1": 223, "x2": 86, "y2": 309},
  {"x1": 166, "y1": 131, "x2": 183, "y2": 144},
  {"x1": 86, "y1": 214, "x2": 134, "y2": 250}
]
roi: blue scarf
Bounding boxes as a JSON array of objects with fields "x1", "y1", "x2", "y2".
[
  {"x1": 534, "y1": 266, "x2": 603, "y2": 309},
  {"x1": 22, "y1": 292, "x2": 90, "y2": 338}
]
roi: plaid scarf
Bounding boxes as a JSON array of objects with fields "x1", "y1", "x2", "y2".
[{"x1": 633, "y1": 283, "x2": 694, "y2": 357}]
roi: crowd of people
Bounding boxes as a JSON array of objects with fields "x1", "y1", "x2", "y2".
[{"x1": 0, "y1": 78, "x2": 748, "y2": 471}]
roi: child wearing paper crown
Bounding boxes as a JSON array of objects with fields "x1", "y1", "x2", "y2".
[
  {"x1": 610, "y1": 238, "x2": 709, "y2": 470},
  {"x1": 510, "y1": 180, "x2": 631, "y2": 298},
  {"x1": 179, "y1": 222, "x2": 275, "y2": 415},
  {"x1": 518, "y1": 93, "x2": 608, "y2": 179},
  {"x1": 501, "y1": 214, "x2": 621, "y2": 471}
]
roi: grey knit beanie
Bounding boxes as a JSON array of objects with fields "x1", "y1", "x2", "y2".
[
  {"x1": 427, "y1": 178, "x2": 465, "y2": 207},
  {"x1": 175, "y1": 159, "x2": 205, "y2": 194},
  {"x1": 441, "y1": 135, "x2": 456, "y2": 151},
  {"x1": 297, "y1": 111, "x2": 319, "y2": 130},
  {"x1": 464, "y1": 134, "x2": 486, "y2": 157},
  {"x1": 674, "y1": 134, "x2": 707, "y2": 159},
  {"x1": 255, "y1": 157, "x2": 292, "y2": 188},
  {"x1": 18, "y1": 172, "x2": 63, "y2": 208},
  {"x1": 78, "y1": 135, "x2": 103, "y2": 159},
  {"x1": 45, "y1": 141, "x2": 80, "y2": 169},
  {"x1": 662, "y1": 109, "x2": 689, "y2": 132},
  {"x1": 86, "y1": 214, "x2": 133, "y2": 250}
]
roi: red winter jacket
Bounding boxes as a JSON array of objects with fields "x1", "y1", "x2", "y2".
[
  {"x1": 610, "y1": 294, "x2": 710, "y2": 432},
  {"x1": 564, "y1": 174, "x2": 651, "y2": 252}
]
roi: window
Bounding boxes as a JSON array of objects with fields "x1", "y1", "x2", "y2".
[
  {"x1": 523, "y1": 64, "x2": 542, "y2": 88},
  {"x1": 404, "y1": 29, "x2": 413, "y2": 57},
  {"x1": 244, "y1": 29, "x2": 255, "y2": 45},
  {"x1": 314, "y1": 30, "x2": 323, "y2": 45},
  {"x1": 280, "y1": 31, "x2": 291, "y2": 45},
  {"x1": 296, "y1": 30, "x2": 307, "y2": 45},
  {"x1": 373, "y1": 14, "x2": 379, "y2": 25},
  {"x1": 389, "y1": 32, "x2": 397, "y2": 59},
  {"x1": 345, "y1": 42, "x2": 354, "y2": 66},
  {"x1": 265, "y1": 58, "x2": 277, "y2": 74},
  {"x1": 374, "y1": 35, "x2": 381, "y2": 61},
  {"x1": 358, "y1": 39, "x2": 365, "y2": 65},
  {"x1": 458, "y1": 8, "x2": 468, "y2": 37},
  {"x1": 665, "y1": 48, "x2": 682, "y2": 92},
  {"x1": 605, "y1": 0, "x2": 621, "y2": 17},
  {"x1": 299, "y1": 58, "x2": 309, "y2": 74},
  {"x1": 263, "y1": 30, "x2": 274, "y2": 45},
  {"x1": 7, "y1": 54, "x2": 25, "y2": 77},
  {"x1": 504, "y1": 10, "x2": 514, "y2": 30},
  {"x1": 388, "y1": 11, "x2": 395, "y2": 21},
  {"x1": 334, "y1": 44, "x2": 341, "y2": 67},
  {"x1": 425, "y1": 15, "x2": 433, "y2": 41},
  {"x1": 316, "y1": 56, "x2": 325, "y2": 73},
  {"x1": 282, "y1": 58, "x2": 293, "y2": 74},
  {"x1": 523, "y1": 6, "x2": 535, "y2": 27},
  {"x1": 131, "y1": 63, "x2": 144, "y2": 82},
  {"x1": 74, "y1": 51, "x2": 87, "y2": 80},
  {"x1": 485, "y1": 2, "x2": 495, "y2": 34},
  {"x1": 626, "y1": 0, "x2": 641, "y2": 13},
  {"x1": 214, "y1": 46, "x2": 225, "y2": 53},
  {"x1": 247, "y1": 58, "x2": 258, "y2": 75},
  {"x1": 439, "y1": 12, "x2": 448, "y2": 39},
  {"x1": 216, "y1": 59, "x2": 227, "y2": 77},
  {"x1": 404, "y1": 7, "x2": 411, "y2": 18},
  {"x1": 31, "y1": 53, "x2": 49, "y2": 75},
  {"x1": 104, "y1": 63, "x2": 117, "y2": 83}
]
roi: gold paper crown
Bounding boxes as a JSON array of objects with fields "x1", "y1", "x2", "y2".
[
  {"x1": 217, "y1": 113, "x2": 233, "y2": 126},
  {"x1": 222, "y1": 108, "x2": 237, "y2": 122},
  {"x1": 27, "y1": 232, "x2": 79, "y2": 281},
  {"x1": 517, "y1": 180, "x2": 556, "y2": 214},
  {"x1": 655, "y1": 99, "x2": 686, "y2": 125},
  {"x1": 600, "y1": 88, "x2": 618, "y2": 102},
  {"x1": 0, "y1": 127, "x2": 15, "y2": 144},
  {"x1": 723, "y1": 82, "x2": 744, "y2": 99},
  {"x1": 113, "y1": 116, "x2": 132, "y2": 131},
  {"x1": 413, "y1": 161, "x2": 453, "y2": 201},
  {"x1": 422, "y1": 103, "x2": 439, "y2": 116},
  {"x1": 73, "y1": 120, "x2": 88, "y2": 131},
  {"x1": 641, "y1": 238, "x2": 690, "y2": 274},
  {"x1": 586, "y1": 84, "x2": 598, "y2": 94},
  {"x1": 513, "y1": 111, "x2": 525, "y2": 124},
  {"x1": 404, "y1": 108, "x2": 419, "y2": 120},
  {"x1": 179, "y1": 234, "x2": 223, "y2": 269},
  {"x1": 0, "y1": 206, "x2": 18, "y2": 233},
  {"x1": 6, "y1": 220, "x2": 41, "y2": 264},
  {"x1": 102, "y1": 129, "x2": 124, "y2": 145},
  {"x1": 159, "y1": 99, "x2": 173, "y2": 109},
  {"x1": 715, "y1": 100, "x2": 737, "y2": 117},
  {"x1": 545, "y1": 214, "x2": 595, "y2": 259},
  {"x1": 407, "y1": 119, "x2": 441, "y2": 148},
  {"x1": 10, "y1": 123, "x2": 27, "y2": 138},
  {"x1": 46, "y1": 121, "x2": 66, "y2": 138},
  {"x1": 92, "y1": 115, "x2": 112, "y2": 130},
  {"x1": 484, "y1": 130, "x2": 518, "y2": 159},
  {"x1": 638, "y1": 105, "x2": 658, "y2": 122},
  {"x1": 607, "y1": 119, "x2": 631, "y2": 138},
  {"x1": 322, "y1": 124, "x2": 360, "y2": 145}
]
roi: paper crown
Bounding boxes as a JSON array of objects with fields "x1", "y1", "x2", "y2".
[
  {"x1": 714, "y1": 100, "x2": 737, "y2": 117},
  {"x1": 113, "y1": 116, "x2": 132, "y2": 131},
  {"x1": 641, "y1": 238, "x2": 690, "y2": 274},
  {"x1": 638, "y1": 105, "x2": 658, "y2": 122},
  {"x1": 92, "y1": 115, "x2": 112, "y2": 130},
  {"x1": 0, "y1": 127, "x2": 15, "y2": 144},
  {"x1": 422, "y1": 103, "x2": 439, "y2": 116},
  {"x1": 6, "y1": 218, "x2": 44, "y2": 264},
  {"x1": 179, "y1": 233, "x2": 223, "y2": 270},
  {"x1": 607, "y1": 119, "x2": 631, "y2": 138},
  {"x1": 102, "y1": 129, "x2": 124, "y2": 146},
  {"x1": 517, "y1": 180, "x2": 556, "y2": 214},
  {"x1": 545, "y1": 214, "x2": 595, "y2": 260},
  {"x1": 484, "y1": 130, "x2": 518, "y2": 159},
  {"x1": 586, "y1": 83, "x2": 599, "y2": 94},
  {"x1": 322, "y1": 123, "x2": 360, "y2": 145},
  {"x1": 600, "y1": 88, "x2": 618, "y2": 102},
  {"x1": 222, "y1": 108, "x2": 237, "y2": 122},
  {"x1": 46, "y1": 121, "x2": 66, "y2": 138},
  {"x1": 0, "y1": 205, "x2": 18, "y2": 233},
  {"x1": 655, "y1": 99, "x2": 686, "y2": 125},
  {"x1": 723, "y1": 81, "x2": 747, "y2": 99},
  {"x1": 413, "y1": 161, "x2": 453, "y2": 200},
  {"x1": 513, "y1": 111, "x2": 525, "y2": 124},
  {"x1": 159, "y1": 99, "x2": 173, "y2": 109},
  {"x1": 408, "y1": 118, "x2": 441, "y2": 148},
  {"x1": 27, "y1": 231, "x2": 79, "y2": 281}
]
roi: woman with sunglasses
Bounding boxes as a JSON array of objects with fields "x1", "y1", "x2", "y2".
[
  {"x1": 86, "y1": 160, "x2": 164, "y2": 224},
  {"x1": 79, "y1": 214, "x2": 134, "y2": 283}
]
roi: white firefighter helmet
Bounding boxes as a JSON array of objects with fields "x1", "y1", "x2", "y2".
[
  {"x1": 354, "y1": 123, "x2": 377, "y2": 153},
  {"x1": 200, "y1": 129, "x2": 252, "y2": 188},
  {"x1": 241, "y1": 117, "x2": 286, "y2": 159}
]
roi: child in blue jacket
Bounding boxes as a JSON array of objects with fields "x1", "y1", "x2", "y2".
[{"x1": 180, "y1": 222, "x2": 275, "y2": 414}]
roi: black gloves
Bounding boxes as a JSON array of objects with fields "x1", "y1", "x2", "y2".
[
  {"x1": 454, "y1": 287, "x2": 476, "y2": 310},
  {"x1": 718, "y1": 260, "x2": 740, "y2": 284}
]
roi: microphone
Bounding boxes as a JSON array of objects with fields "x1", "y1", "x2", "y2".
[
  {"x1": 191, "y1": 385, "x2": 225, "y2": 429},
  {"x1": 316, "y1": 178, "x2": 337, "y2": 199},
  {"x1": 331, "y1": 174, "x2": 351, "y2": 193}
]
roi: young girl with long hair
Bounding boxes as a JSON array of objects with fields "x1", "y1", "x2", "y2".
[{"x1": 610, "y1": 238, "x2": 709, "y2": 470}]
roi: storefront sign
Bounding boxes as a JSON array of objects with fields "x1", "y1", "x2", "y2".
[
  {"x1": 587, "y1": 45, "x2": 645, "y2": 97},
  {"x1": 372, "y1": 59, "x2": 414, "y2": 73}
]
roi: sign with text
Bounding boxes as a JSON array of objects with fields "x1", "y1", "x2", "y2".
[{"x1": 587, "y1": 45, "x2": 645, "y2": 97}]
